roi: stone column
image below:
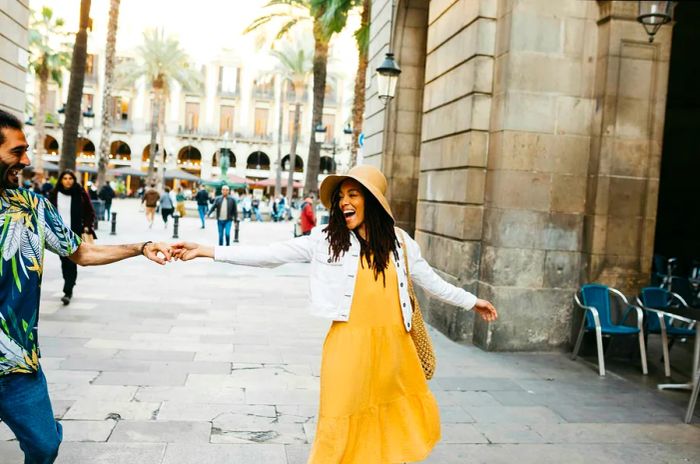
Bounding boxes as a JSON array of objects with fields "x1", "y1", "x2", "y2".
[
  {"x1": 0, "y1": 2, "x2": 29, "y2": 116},
  {"x1": 473, "y1": 0, "x2": 597, "y2": 350},
  {"x1": 583, "y1": 1, "x2": 673, "y2": 293}
]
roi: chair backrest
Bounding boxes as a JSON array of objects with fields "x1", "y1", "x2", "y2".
[
  {"x1": 670, "y1": 277, "x2": 694, "y2": 304},
  {"x1": 580, "y1": 284, "x2": 615, "y2": 329},
  {"x1": 640, "y1": 287, "x2": 673, "y2": 331}
]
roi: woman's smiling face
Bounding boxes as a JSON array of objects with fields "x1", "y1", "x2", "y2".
[{"x1": 338, "y1": 179, "x2": 365, "y2": 231}]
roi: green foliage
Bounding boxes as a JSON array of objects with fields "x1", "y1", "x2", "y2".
[
  {"x1": 116, "y1": 29, "x2": 202, "y2": 96},
  {"x1": 28, "y1": 6, "x2": 71, "y2": 85}
]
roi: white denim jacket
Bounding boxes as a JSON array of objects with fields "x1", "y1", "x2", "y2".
[{"x1": 214, "y1": 227, "x2": 477, "y2": 332}]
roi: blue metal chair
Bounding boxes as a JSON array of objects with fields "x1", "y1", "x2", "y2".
[
  {"x1": 637, "y1": 287, "x2": 696, "y2": 377},
  {"x1": 572, "y1": 284, "x2": 648, "y2": 376}
]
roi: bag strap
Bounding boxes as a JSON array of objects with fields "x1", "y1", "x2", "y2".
[{"x1": 398, "y1": 230, "x2": 417, "y2": 311}]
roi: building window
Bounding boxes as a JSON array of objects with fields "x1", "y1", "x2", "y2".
[
  {"x1": 113, "y1": 97, "x2": 129, "y2": 121},
  {"x1": 85, "y1": 54, "x2": 97, "y2": 80},
  {"x1": 220, "y1": 105, "x2": 234, "y2": 135},
  {"x1": 254, "y1": 107, "x2": 269, "y2": 138},
  {"x1": 219, "y1": 66, "x2": 237, "y2": 94},
  {"x1": 82, "y1": 93, "x2": 94, "y2": 111},
  {"x1": 322, "y1": 113, "x2": 335, "y2": 144},
  {"x1": 185, "y1": 102, "x2": 200, "y2": 132},
  {"x1": 288, "y1": 109, "x2": 303, "y2": 141},
  {"x1": 254, "y1": 77, "x2": 274, "y2": 100}
]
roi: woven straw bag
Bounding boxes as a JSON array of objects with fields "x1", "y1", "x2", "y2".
[{"x1": 400, "y1": 233, "x2": 436, "y2": 380}]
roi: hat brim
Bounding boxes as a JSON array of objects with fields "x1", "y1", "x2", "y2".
[{"x1": 319, "y1": 174, "x2": 394, "y2": 222}]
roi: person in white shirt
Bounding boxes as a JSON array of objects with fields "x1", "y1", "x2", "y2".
[{"x1": 172, "y1": 165, "x2": 498, "y2": 463}]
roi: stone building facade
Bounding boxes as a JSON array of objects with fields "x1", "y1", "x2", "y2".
[
  {"x1": 365, "y1": 0, "x2": 688, "y2": 351},
  {"x1": 0, "y1": 0, "x2": 29, "y2": 117}
]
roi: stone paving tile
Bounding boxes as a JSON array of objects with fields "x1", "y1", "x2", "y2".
[
  {"x1": 284, "y1": 444, "x2": 312, "y2": 464},
  {"x1": 0, "y1": 442, "x2": 25, "y2": 462},
  {"x1": 549, "y1": 404, "x2": 682, "y2": 424},
  {"x1": 475, "y1": 423, "x2": 547, "y2": 444},
  {"x1": 109, "y1": 420, "x2": 211, "y2": 444},
  {"x1": 93, "y1": 371, "x2": 188, "y2": 387},
  {"x1": 60, "y1": 419, "x2": 117, "y2": 442},
  {"x1": 48, "y1": 384, "x2": 137, "y2": 402},
  {"x1": 54, "y1": 442, "x2": 166, "y2": 464},
  {"x1": 0, "y1": 422, "x2": 14, "y2": 441},
  {"x1": 114, "y1": 349, "x2": 195, "y2": 361},
  {"x1": 58, "y1": 358, "x2": 151, "y2": 372},
  {"x1": 464, "y1": 406, "x2": 566, "y2": 424},
  {"x1": 440, "y1": 423, "x2": 489, "y2": 444},
  {"x1": 532, "y1": 423, "x2": 700, "y2": 444},
  {"x1": 433, "y1": 377, "x2": 525, "y2": 392},
  {"x1": 156, "y1": 403, "x2": 272, "y2": 422},
  {"x1": 245, "y1": 389, "x2": 320, "y2": 406},
  {"x1": 211, "y1": 422, "x2": 307, "y2": 445},
  {"x1": 148, "y1": 361, "x2": 232, "y2": 376},
  {"x1": 42, "y1": 370, "x2": 99, "y2": 384},
  {"x1": 161, "y1": 443, "x2": 287, "y2": 464},
  {"x1": 134, "y1": 385, "x2": 246, "y2": 404},
  {"x1": 63, "y1": 400, "x2": 161, "y2": 421}
]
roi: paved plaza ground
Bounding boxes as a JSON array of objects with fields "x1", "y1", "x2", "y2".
[{"x1": 0, "y1": 199, "x2": 698, "y2": 463}]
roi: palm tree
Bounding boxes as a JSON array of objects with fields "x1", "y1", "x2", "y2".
[
  {"x1": 96, "y1": 0, "x2": 121, "y2": 189},
  {"x1": 117, "y1": 29, "x2": 202, "y2": 184},
  {"x1": 246, "y1": 0, "x2": 352, "y2": 194},
  {"x1": 349, "y1": 0, "x2": 369, "y2": 167},
  {"x1": 60, "y1": 0, "x2": 91, "y2": 172},
  {"x1": 271, "y1": 38, "x2": 313, "y2": 206},
  {"x1": 28, "y1": 7, "x2": 70, "y2": 175}
]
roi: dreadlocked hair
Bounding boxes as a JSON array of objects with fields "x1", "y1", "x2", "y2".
[{"x1": 323, "y1": 182, "x2": 399, "y2": 286}]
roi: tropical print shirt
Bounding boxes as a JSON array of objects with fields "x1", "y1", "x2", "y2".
[{"x1": 0, "y1": 188, "x2": 80, "y2": 376}]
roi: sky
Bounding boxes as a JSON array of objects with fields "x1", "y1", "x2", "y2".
[{"x1": 30, "y1": 0, "x2": 360, "y2": 75}]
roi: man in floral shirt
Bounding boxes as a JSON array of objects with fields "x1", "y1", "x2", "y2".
[{"x1": 0, "y1": 109, "x2": 172, "y2": 463}]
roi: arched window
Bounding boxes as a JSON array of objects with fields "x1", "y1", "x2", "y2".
[
  {"x1": 246, "y1": 151, "x2": 270, "y2": 170},
  {"x1": 281, "y1": 154, "x2": 304, "y2": 173}
]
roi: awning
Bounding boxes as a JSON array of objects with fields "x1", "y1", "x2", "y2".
[
  {"x1": 163, "y1": 169, "x2": 201, "y2": 182},
  {"x1": 250, "y1": 177, "x2": 303, "y2": 188},
  {"x1": 109, "y1": 167, "x2": 147, "y2": 177},
  {"x1": 76, "y1": 164, "x2": 97, "y2": 174},
  {"x1": 202, "y1": 176, "x2": 248, "y2": 189}
]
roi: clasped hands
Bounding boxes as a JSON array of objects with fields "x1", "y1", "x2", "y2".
[{"x1": 142, "y1": 241, "x2": 211, "y2": 265}]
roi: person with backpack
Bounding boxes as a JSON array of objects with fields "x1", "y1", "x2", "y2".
[{"x1": 300, "y1": 194, "x2": 316, "y2": 236}]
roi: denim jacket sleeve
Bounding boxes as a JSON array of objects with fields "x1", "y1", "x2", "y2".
[
  {"x1": 401, "y1": 230, "x2": 477, "y2": 310},
  {"x1": 214, "y1": 226, "x2": 319, "y2": 268}
]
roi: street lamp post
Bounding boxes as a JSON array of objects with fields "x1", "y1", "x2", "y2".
[
  {"x1": 637, "y1": 1, "x2": 674, "y2": 43},
  {"x1": 376, "y1": 0, "x2": 401, "y2": 105},
  {"x1": 82, "y1": 107, "x2": 95, "y2": 135},
  {"x1": 58, "y1": 104, "x2": 66, "y2": 127}
]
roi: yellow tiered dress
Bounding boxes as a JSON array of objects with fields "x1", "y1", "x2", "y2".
[{"x1": 308, "y1": 257, "x2": 441, "y2": 463}]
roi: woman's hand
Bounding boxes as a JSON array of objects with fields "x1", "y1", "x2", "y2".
[
  {"x1": 171, "y1": 242, "x2": 214, "y2": 261},
  {"x1": 473, "y1": 298, "x2": 498, "y2": 322}
]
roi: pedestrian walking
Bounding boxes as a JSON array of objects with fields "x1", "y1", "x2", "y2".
[
  {"x1": 0, "y1": 109, "x2": 172, "y2": 464},
  {"x1": 195, "y1": 185, "x2": 210, "y2": 229},
  {"x1": 142, "y1": 184, "x2": 159, "y2": 228},
  {"x1": 299, "y1": 194, "x2": 316, "y2": 236},
  {"x1": 98, "y1": 181, "x2": 115, "y2": 221},
  {"x1": 208, "y1": 185, "x2": 237, "y2": 246},
  {"x1": 160, "y1": 186, "x2": 175, "y2": 227},
  {"x1": 48, "y1": 170, "x2": 97, "y2": 306},
  {"x1": 251, "y1": 195, "x2": 262, "y2": 222},
  {"x1": 241, "y1": 193, "x2": 252, "y2": 221},
  {"x1": 175, "y1": 187, "x2": 186, "y2": 218},
  {"x1": 173, "y1": 165, "x2": 498, "y2": 463}
]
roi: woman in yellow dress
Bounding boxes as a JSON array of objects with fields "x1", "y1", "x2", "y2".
[{"x1": 173, "y1": 165, "x2": 498, "y2": 463}]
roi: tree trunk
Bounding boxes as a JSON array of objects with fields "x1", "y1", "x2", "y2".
[
  {"x1": 275, "y1": 78, "x2": 286, "y2": 196},
  {"x1": 350, "y1": 0, "x2": 370, "y2": 168},
  {"x1": 147, "y1": 93, "x2": 159, "y2": 185},
  {"x1": 97, "y1": 0, "x2": 121, "y2": 188},
  {"x1": 159, "y1": 99, "x2": 167, "y2": 189},
  {"x1": 288, "y1": 100, "x2": 301, "y2": 209},
  {"x1": 35, "y1": 65, "x2": 49, "y2": 174},
  {"x1": 304, "y1": 19, "x2": 329, "y2": 194},
  {"x1": 60, "y1": 0, "x2": 91, "y2": 172}
]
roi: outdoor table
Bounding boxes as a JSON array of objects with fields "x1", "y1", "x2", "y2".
[{"x1": 647, "y1": 304, "x2": 700, "y2": 423}]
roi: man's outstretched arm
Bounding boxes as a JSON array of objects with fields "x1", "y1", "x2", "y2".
[{"x1": 69, "y1": 241, "x2": 172, "y2": 266}]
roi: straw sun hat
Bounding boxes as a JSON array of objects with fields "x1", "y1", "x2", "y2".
[{"x1": 319, "y1": 165, "x2": 394, "y2": 222}]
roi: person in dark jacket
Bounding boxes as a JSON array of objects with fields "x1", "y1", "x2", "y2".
[
  {"x1": 49, "y1": 170, "x2": 96, "y2": 305},
  {"x1": 98, "y1": 182, "x2": 116, "y2": 220},
  {"x1": 208, "y1": 185, "x2": 237, "y2": 246},
  {"x1": 195, "y1": 185, "x2": 211, "y2": 229}
]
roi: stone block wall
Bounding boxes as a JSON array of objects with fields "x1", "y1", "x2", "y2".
[{"x1": 0, "y1": 1, "x2": 29, "y2": 117}]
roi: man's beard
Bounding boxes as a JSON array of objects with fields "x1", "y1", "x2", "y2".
[{"x1": 0, "y1": 161, "x2": 25, "y2": 189}]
